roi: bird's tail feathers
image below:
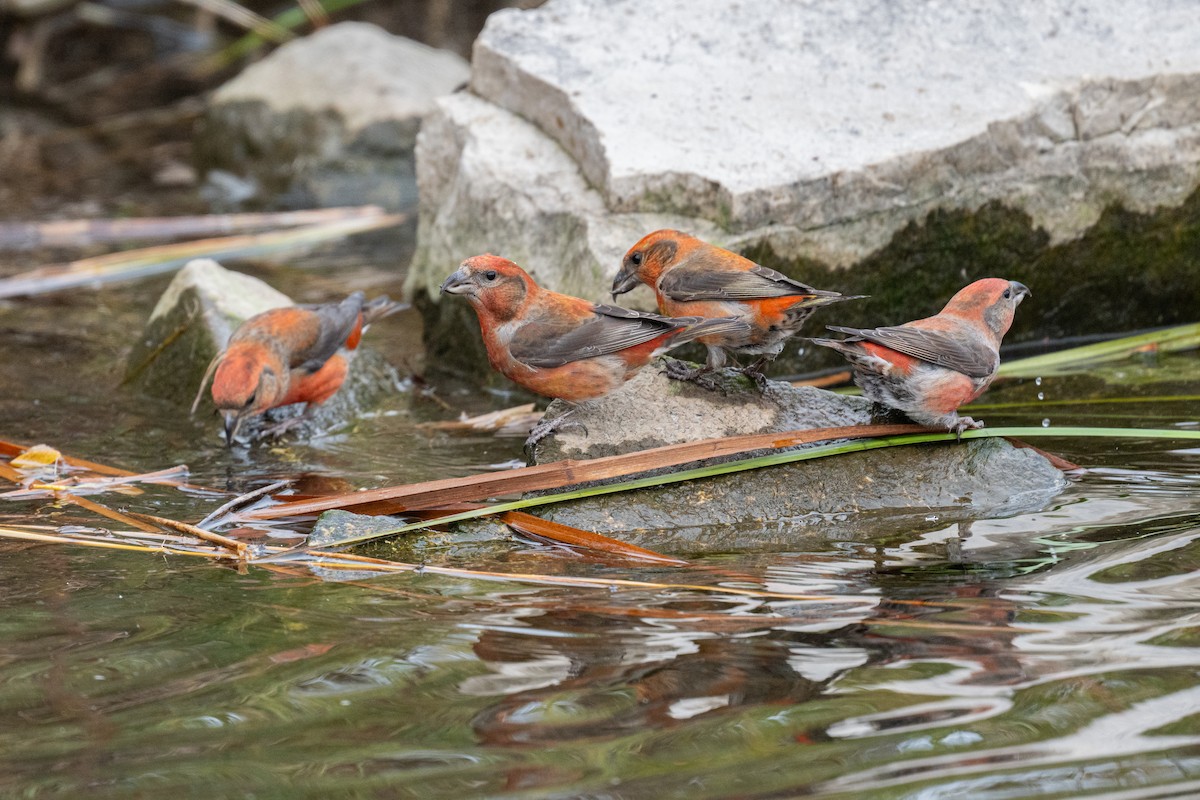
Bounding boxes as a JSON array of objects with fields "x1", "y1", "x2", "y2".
[
  {"x1": 796, "y1": 293, "x2": 867, "y2": 309},
  {"x1": 807, "y1": 336, "x2": 857, "y2": 356},
  {"x1": 823, "y1": 324, "x2": 871, "y2": 339},
  {"x1": 362, "y1": 294, "x2": 410, "y2": 326},
  {"x1": 671, "y1": 316, "x2": 752, "y2": 346}
]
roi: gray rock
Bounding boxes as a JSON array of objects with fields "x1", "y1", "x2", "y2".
[
  {"x1": 470, "y1": 0, "x2": 1200, "y2": 266},
  {"x1": 125, "y1": 258, "x2": 400, "y2": 436},
  {"x1": 410, "y1": 0, "x2": 1200, "y2": 358},
  {"x1": 196, "y1": 22, "x2": 470, "y2": 210},
  {"x1": 407, "y1": 91, "x2": 719, "y2": 305},
  {"x1": 533, "y1": 362, "x2": 874, "y2": 461},
  {"x1": 449, "y1": 362, "x2": 1068, "y2": 556}
]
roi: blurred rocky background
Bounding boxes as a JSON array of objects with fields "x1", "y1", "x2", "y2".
[{"x1": 0, "y1": 0, "x2": 536, "y2": 220}]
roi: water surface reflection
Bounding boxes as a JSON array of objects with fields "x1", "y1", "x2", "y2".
[{"x1": 1, "y1": 257, "x2": 1199, "y2": 797}]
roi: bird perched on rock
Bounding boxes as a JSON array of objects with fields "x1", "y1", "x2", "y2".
[
  {"x1": 193, "y1": 291, "x2": 404, "y2": 443},
  {"x1": 441, "y1": 254, "x2": 751, "y2": 447},
  {"x1": 811, "y1": 278, "x2": 1030, "y2": 435},
  {"x1": 611, "y1": 229, "x2": 859, "y2": 387}
]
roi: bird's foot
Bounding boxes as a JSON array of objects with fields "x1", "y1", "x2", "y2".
[
  {"x1": 740, "y1": 366, "x2": 770, "y2": 393},
  {"x1": 661, "y1": 360, "x2": 724, "y2": 392},
  {"x1": 258, "y1": 412, "x2": 311, "y2": 441},
  {"x1": 738, "y1": 357, "x2": 772, "y2": 393},
  {"x1": 663, "y1": 359, "x2": 708, "y2": 381},
  {"x1": 557, "y1": 417, "x2": 589, "y2": 438},
  {"x1": 522, "y1": 412, "x2": 586, "y2": 460},
  {"x1": 951, "y1": 416, "x2": 985, "y2": 441}
]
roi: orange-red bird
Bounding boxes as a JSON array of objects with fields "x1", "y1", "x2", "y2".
[
  {"x1": 440, "y1": 254, "x2": 750, "y2": 445},
  {"x1": 611, "y1": 229, "x2": 859, "y2": 386},
  {"x1": 811, "y1": 278, "x2": 1030, "y2": 435},
  {"x1": 195, "y1": 291, "x2": 404, "y2": 443}
]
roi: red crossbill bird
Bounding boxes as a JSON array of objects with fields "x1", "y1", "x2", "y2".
[
  {"x1": 611, "y1": 229, "x2": 860, "y2": 387},
  {"x1": 192, "y1": 291, "x2": 404, "y2": 443},
  {"x1": 440, "y1": 254, "x2": 751, "y2": 446},
  {"x1": 811, "y1": 278, "x2": 1030, "y2": 435}
]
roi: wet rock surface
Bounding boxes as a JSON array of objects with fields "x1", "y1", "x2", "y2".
[
  {"x1": 531, "y1": 362, "x2": 874, "y2": 462},
  {"x1": 445, "y1": 363, "x2": 1069, "y2": 555},
  {"x1": 196, "y1": 22, "x2": 469, "y2": 210},
  {"x1": 522, "y1": 436, "x2": 1064, "y2": 555},
  {"x1": 125, "y1": 259, "x2": 401, "y2": 436}
]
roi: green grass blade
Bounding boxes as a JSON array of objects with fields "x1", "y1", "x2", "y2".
[
  {"x1": 968, "y1": 394, "x2": 1200, "y2": 411},
  {"x1": 998, "y1": 322, "x2": 1200, "y2": 377},
  {"x1": 180, "y1": 0, "x2": 295, "y2": 42},
  {"x1": 205, "y1": 0, "x2": 374, "y2": 70},
  {"x1": 308, "y1": 426, "x2": 1200, "y2": 550}
]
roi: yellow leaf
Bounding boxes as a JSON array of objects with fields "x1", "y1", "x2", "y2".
[{"x1": 11, "y1": 444, "x2": 63, "y2": 470}]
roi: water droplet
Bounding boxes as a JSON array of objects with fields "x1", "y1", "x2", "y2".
[
  {"x1": 941, "y1": 730, "x2": 983, "y2": 746},
  {"x1": 1037, "y1": 392, "x2": 1044, "y2": 400},
  {"x1": 899, "y1": 736, "x2": 935, "y2": 752},
  {"x1": 1035, "y1": 376, "x2": 1042, "y2": 386},
  {"x1": 1042, "y1": 418, "x2": 1050, "y2": 428}
]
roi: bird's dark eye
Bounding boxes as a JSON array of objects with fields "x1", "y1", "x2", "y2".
[
  {"x1": 1003, "y1": 289, "x2": 1012, "y2": 299},
  {"x1": 630, "y1": 252, "x2": 643, "y2": 266},
  {"x1": 483, "y1": 269, "x2": 498, "y2": 281}
]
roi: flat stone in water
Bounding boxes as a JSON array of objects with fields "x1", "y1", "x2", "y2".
[{"x1": 453, "y1": 363, "x2": 1070, "y2": 555}]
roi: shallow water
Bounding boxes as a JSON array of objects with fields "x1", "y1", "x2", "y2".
[{"x1": 1, "y1": 248, "x2": 1199, "y2": 799}]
